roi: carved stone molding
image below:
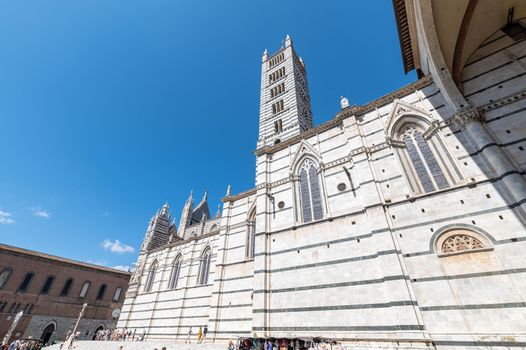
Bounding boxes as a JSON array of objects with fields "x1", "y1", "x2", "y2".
[{"x1": 453, "y1": 108, "x2": 484, "y2": 129}]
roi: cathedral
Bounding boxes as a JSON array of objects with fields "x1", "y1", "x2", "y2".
[{"x1": 118, "y1": 1, "x2": 526, "y2": 349}]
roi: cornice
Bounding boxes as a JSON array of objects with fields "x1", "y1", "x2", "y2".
[{"x1": 222, "y1": 187, "x2": 257, "y2": 203}]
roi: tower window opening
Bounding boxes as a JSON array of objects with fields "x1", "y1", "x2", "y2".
[
  {"x1": 269, "y1": 67, "x2": 285, "y2": 84},
  {"x1": 272, "y1": 100, "x2": 284, "y2": 115},
  {"x1": 269, "y1": 52, "x2": 285, "y2": 68},
  {"x1": 274, "y1": 119, "x2": 283, "y2": 134},
  {"x1": 270, "y1": 82, "x2": 285, "y2": 98}
]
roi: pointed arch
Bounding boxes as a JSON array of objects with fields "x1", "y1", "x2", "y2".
[
  {"x1": 144, "y1": 260, "x2": 158, "y2": 293},
  {"x1": 290, "y1": 140, "x2": 322, "y2": 175},
  {"x1": 246, "y1": 204, "x2": 257, "y2": 259},
  {"x1": 197, "y1": 246, "x2": 212, "y2": 285},
  {"x1": 168, "y1": 253, "x2": 183, "y2": 290},
  {"x1": 385, "y1": 100, "x2": 462, "y2": 194}
]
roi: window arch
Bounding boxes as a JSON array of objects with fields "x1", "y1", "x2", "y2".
[
  {"x1": 209, "y1": 224, "x2": 218, "y2": 233},
  {"x1": 297, "y1": 159, "x2": 324, "y2": 223},
  {"x1": 96, "y1": 284, "x2": 107, "y2": 300},
  {"x1": 18, "y1": 272, "x2": 35, "y2": 292},
  {"x1": 0, "y1": 267, "x2": 12, "y2": 289},
  {"x1": 79, "y1": 281, "x2": 90, "y2": 298},
  {"x1": 385, "y1": 103, "x2": 462, "y2": 195},
  {"x1": 197, "y1": 247, "x2": 211, "y2": 285},
  {"x1": 144, "y1": 261, "x2": 157, "y2": 293},
  {"x1": 245, "y1": 206, "x2": 256, "y2": 259},
  {"x1": 168, "y1": 255, "x2": 182, "y2": 290},
  {"x1": 402, "y1": 128, "x2": 450, "y2": 192},
  {"x1": 40, "y1": 276, "x2": 55, "y2": 295},
  {"x1": 60, "y1": 278, "x2": 74, "y2": 297},
  {"x1": 113, "y1": 287, "x2": 122, "y2": 302},
  {"x1": 433, "y1": 226, "x2": 493, "y2": 257}
]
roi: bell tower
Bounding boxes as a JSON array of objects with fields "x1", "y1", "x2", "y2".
[{"x1": 257, "y1": 35, "x2": 313, "y2": 149}]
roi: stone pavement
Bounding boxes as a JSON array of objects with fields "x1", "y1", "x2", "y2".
[{"x1": 42, "y1": 340, "x2": 431, "y2": 350}]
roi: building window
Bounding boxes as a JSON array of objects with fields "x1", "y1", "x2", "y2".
[
  {"x1": 168, "y1": 256, "x2": 182, "y2": 290},
  {"x1": 270, "y1": 82, "x2": 285, "y2": 98},
  {"x1": 60, "y1": 278, "x2": 74, "y2": 297},
  {"x1": 18, "y1": 272, "x2": 35, "y2": 293},
  {"x1": 246, "y1": 208, "x2": 256, "y2": 259},
  {"x1": 298, "y1": 159, "x2": 324, "y2": 223},
  {"x1": 40, "y1": 276, "x2": 54, "y2": 295},
  {"x1": 79, "y1": 281, "x2": 90, "y2": 298},
  {"x1": 197, "y1": 248, "x2": 211, "y2": 285},
  {"x1": 269, "y1": 67, "x2": 285, "y2": 84},
  {"x1": 113, "y1": 287, "x2": 122, "y2": 302},
  {"x1": 0, "y1": 301, "x2": 7, "y2": 313},
  {"x1": 402, "y1": 129, "x2": 450, "y2": 193},
  {"x1": 269, "y1": 52, "x2": 285, "y2": 69},
  {"x1": 274, "y1": 119, "x2": 283, "y2": 134},
  {"x1": 23, "y1": 303, "x2": 34, "y2": 314},
  {"x1": 144, "y1": 261, "x2": 157, "y2": 293},
  {"x1": 0, "y1": 268, "x2": 12, "y2": 289},
  {"x1": 8, "y1": 303, "x2": 21, "y2": 314},
  {"x1": 96, "y1": 284, "x2": 107, "y2": 300},
  {"x1": 272, "y1": 100, "x2": 284, "y2": 115}
]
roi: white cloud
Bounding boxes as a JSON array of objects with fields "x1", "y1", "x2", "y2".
[
  {"x1": 112, "y1": 265, "x2": 133, "y2": 272},
  {"x1": 87, "y1": 260, "x2": 108, "y2": 266},
  {"x1": 0, "y1": 210, "x2": 15, "y2": 225},
  {"x1": 31, "y1": 207, "x2": 50, "y2": 219},
  {"x1": 101, "y1": 239, "x2": 135, "y2": 254}
]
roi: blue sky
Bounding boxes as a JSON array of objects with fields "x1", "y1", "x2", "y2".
[{"x1": 0, "y1": 1, "x2": 415, "y2": 270}]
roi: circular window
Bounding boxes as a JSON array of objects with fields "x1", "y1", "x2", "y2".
[
  {"x1": 277, "y1": 201, "x2": 285, "y2": 209},
  {"x1": 337, "y1": 183, "x2": 347, "y2": 191}
]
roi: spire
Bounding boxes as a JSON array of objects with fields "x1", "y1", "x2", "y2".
[
  {"x1": 192, "y1": 189, "x2": 210, "y2": 222},
  {"x1": 202, "y1": 189, "x2": 208, "y2": 202},
  {"x1": 226, "y1": 184, "x2": 231, "y2": 197},
  {"x1": 186, "y1": 190, "x2": 193, "y2": 204},
  {"x1": 285, "y1": 34, "x2": 292, "y2": 47},
  {"x1": 215, "y1": 204, "x2": 221, "y2": 218},
  {"x1": 262, "y1": 48, "x2": 268, "y2": 62},
  {"x1": 161, "y1": 202, "x2": 169, "y2": 216}
]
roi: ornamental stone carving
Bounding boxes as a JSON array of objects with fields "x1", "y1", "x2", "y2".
[{"x1": 453, "y1": 108, "x2": 484, "y2": 129}]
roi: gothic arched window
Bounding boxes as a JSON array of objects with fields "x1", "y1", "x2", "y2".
[
  {"x1": 40, "y1": 276, "x2": 54, "y2": 295},
  {"x1": 79, "y1": 281, "x2": 90, "y2": 298},
  {"x1": 197, "y1": 248, "x2": 211, "y2": 285},
  {"x1": 402, "y1": 128, "x2": 449, "y2": 193},
  {"x1": 298, "y1": 159, "x2": 324, "y2": 223},
  {"x1": 0, "y1": 267, "x2": 12, "y2": 289},
  {"x1": 60, "y1": 278, "x2": 74, "y2": 297},
  {"x1": 246, "y1": 207, "x2": 256, "y2": 259},
  {"x1": 18, "y1": 272, "x2": 35, "y2": 292},
  {"x1": 144, "y1": 261, "x2": 157, "y2": 293},
  {"x1": 168, "y1": 255, "x2": 182, "y2": 290}
]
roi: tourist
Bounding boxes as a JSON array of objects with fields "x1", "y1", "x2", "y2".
[
  {"x1": 197, "y1": 326, "x2": 203, "y2": 343},
  {"x1": 185, "y1": 327, "x2": 193, "y2": 344},
  {"x1": 200, "y1": 326, "x2": 208, "y2": 343}
]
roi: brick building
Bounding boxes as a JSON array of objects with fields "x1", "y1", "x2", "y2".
[{"x1": 0, "y1": 243, "x2": 130, "y2": 345}]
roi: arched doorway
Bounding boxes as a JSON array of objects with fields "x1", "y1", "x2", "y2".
[
  {"x1": 92, "y1": 324, "x2": 105, "y2": 340},
  {"x1": 40, "y1": 322, "x2": 55, "y2": 345}
]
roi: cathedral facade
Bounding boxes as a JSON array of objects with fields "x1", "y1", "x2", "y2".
[{"x1": 118, "y1": 2, "x2": 526, "y2": 349}]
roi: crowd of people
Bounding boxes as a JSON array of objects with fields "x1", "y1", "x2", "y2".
[
  {"x1": 1, "y1": 337, "x2": 43, "y2": 350},
  {"x1": 94, "y1": 328, "x2": 146, "y2": 342}
]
